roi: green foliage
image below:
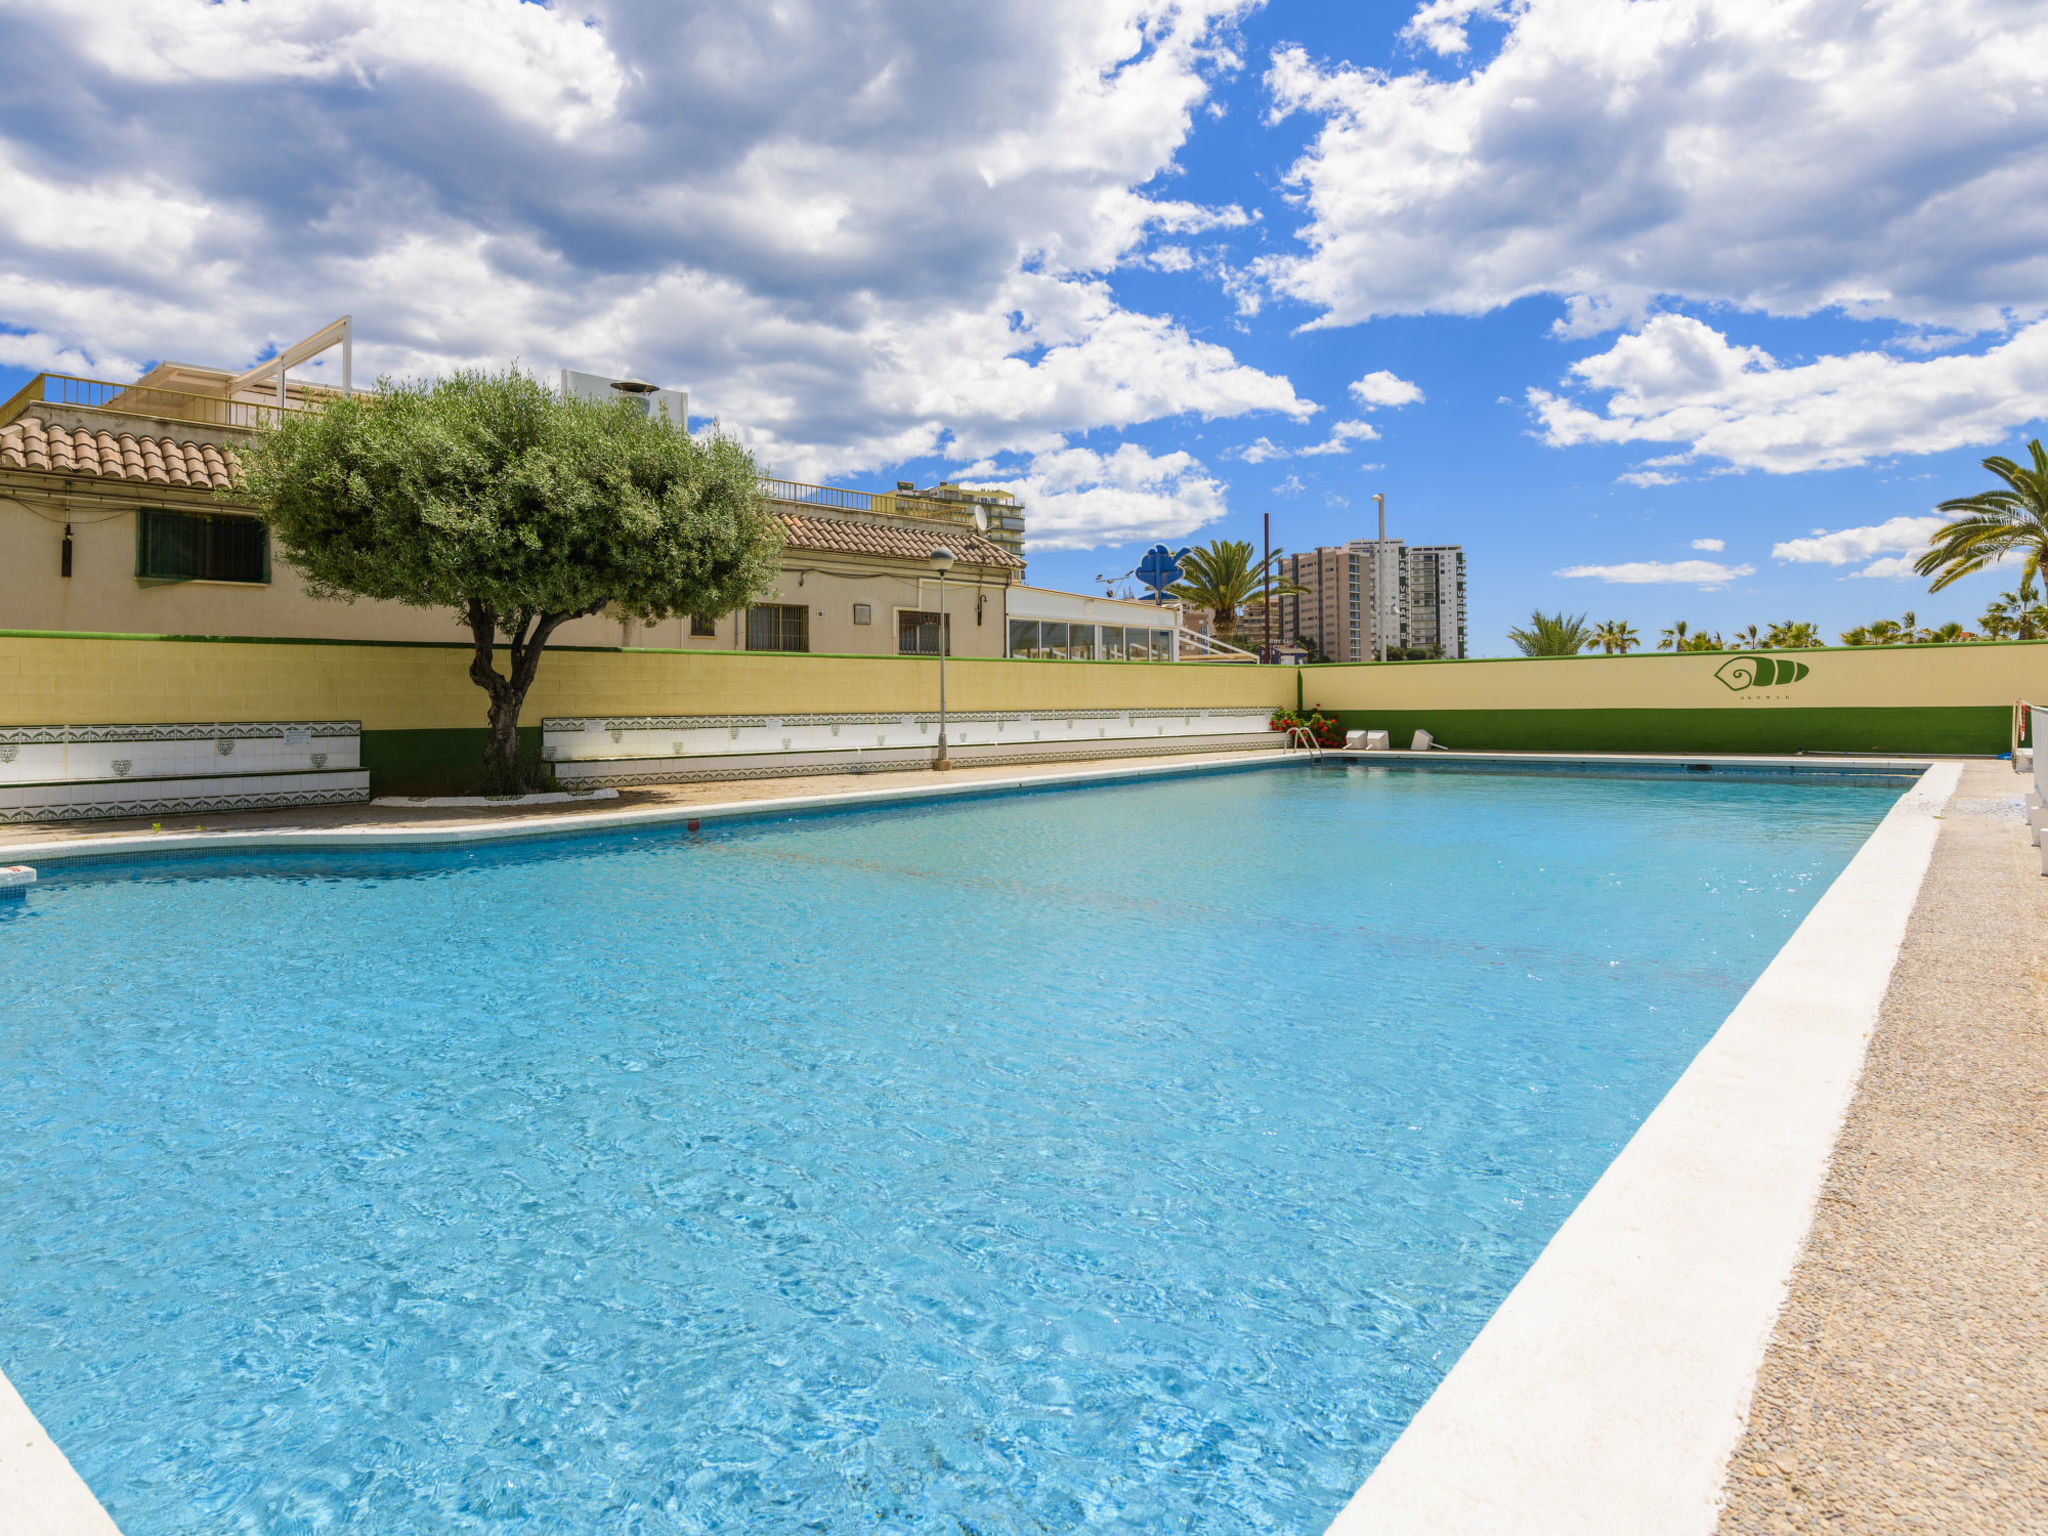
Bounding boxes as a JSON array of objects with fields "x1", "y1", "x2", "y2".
[
  {"x1": 1656, "y1": 620, "x2": 1722, "y2": 652},
  {"x1": 1168, "y1": 539, "x2": 1305, "y2": 636},
  {"x1": 1764, "y1": 620, "x2": 1824, "y2": 649},
  {"x1": 1590, "y1": 620, "x2": 1639, "y2": 654},
  {"x1": 239, "y1": 368, "x2": 782, "y2": 790},
  {"x1": 1979, "y1": 576, "x2": 2047, "y2": 640},
  {"x1": 1507, "y1": 609, "x2": 1592, "y2": 656},
  {"x1": 1917, "y1": 439, "x2": 2048, "y2": 591}
]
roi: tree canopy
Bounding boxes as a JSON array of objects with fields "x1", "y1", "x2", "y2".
[{"x1": 240, "y1": 368, "x2": 782, "y2": 790}]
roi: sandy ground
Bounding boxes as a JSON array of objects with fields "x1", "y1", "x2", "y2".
[
  {"x1": 0, "y1": 748, "x2": 1281, "y2": 849},
  {"x1": 1716, "y1": 759, "x2": 2048, "y2": 1534}
]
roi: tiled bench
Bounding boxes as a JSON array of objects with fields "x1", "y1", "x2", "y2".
[
  {"x1": 542, "y1": 707, "x2": 1280, "y2": 786},
  {"x1": 0, "y1": 721, "x2": 370, "y2": 822}
]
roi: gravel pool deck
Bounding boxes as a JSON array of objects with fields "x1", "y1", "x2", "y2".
[{"x1": 1716, "y1": 759, "x2": 2048, "y2": 1535}]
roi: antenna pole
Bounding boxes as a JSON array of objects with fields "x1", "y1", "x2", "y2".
[{"x1": 1263, "y1": 511, "x2": 1272, "y2": 664}]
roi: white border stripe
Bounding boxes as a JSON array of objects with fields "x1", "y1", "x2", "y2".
[{"x1": 1326, "y1": 761, "x2": 1961, "y2": 1536}]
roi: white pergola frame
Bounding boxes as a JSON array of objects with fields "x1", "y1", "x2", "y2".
[{"x1": 224, "y1": 316, "x2": 352, "y2": 407}]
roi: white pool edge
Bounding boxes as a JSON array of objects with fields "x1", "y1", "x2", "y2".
[
  {"x1": 1325, "y1": 759, "x2": 1962, "y2": 1536},
  {"x1": 0, "y1": 1369, "x2": 122, "y2": 1536}
]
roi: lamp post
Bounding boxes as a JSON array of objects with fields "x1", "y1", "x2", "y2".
[{"x1": 930, "y1": 546, "x2": 955, "y2": 769}]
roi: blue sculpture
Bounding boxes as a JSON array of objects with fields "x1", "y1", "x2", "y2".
[{"x1": 1135, "y1": 544, "x2": 1189, "y2": 603}]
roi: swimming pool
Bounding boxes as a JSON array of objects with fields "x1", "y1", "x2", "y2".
[{"x1": 0, "y1": 763, "x2": 1904, "y2": 1533}]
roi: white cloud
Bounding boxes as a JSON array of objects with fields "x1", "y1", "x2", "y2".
[
  {"x1": 1691, "y1": 537, "x2": 1725, "y2": 551},
  {"x1": 1618, "y1": 469, "x2": 1682, "y2": 487},
  {"x1": 1348, "y1": 369, "x2": 1424, "y2": 408},
  {"x1": 1262, "y1": 0, "x2": 2048, "y2": 332},
  {"x1": 1556, "y1": 559, "x2": 1755, "y2": 586},
  {"x1": 1847, "y1": 555, "x2": 1921, "y2": 580},
  {"x1": 1771, "y1": 515, "x2": 1945, "y2": 567},
  {"x1": 1531, "y1": 315, "x2": 2048, "y2": 473},
  {"x1": 1296, "y1": 419, "x2": 1381, "y2": 455},
  {"x1": 1401, "y1": 0, "x2": 1520, "y2": 57},
  {"x1": 1230, "y1": 416, "x2": 1380, "y2": 460},
  {"x1": 0, "y1": 0, "x2": 1308, "y2": 546},
  {"x1": 954, "y1": 443, "x2": 1227, "y2": 550}
]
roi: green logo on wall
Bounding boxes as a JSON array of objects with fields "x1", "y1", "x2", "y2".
[{"x1": 1715, "y1": 654, "x2": 1810, "y2": 691}]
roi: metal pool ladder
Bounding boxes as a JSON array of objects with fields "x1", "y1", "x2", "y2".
[{"x1": 1283, "y1": 724, "x2": 1323, "y2": 759}]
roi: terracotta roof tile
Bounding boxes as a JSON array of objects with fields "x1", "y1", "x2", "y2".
[
  {"x1": 0, "y1": 416, "x2": 241, "y2": 491},
  {"x1": 777, "y1": 511, "x2": 1022, "y2": 569}
]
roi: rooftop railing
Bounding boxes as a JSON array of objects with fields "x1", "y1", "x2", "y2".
[
  {"x1": 0, "y1": 372, "x2": 309, "y2": 434},
  {"x1": 758, "y1": 476, "x2": 1025, "y2": 556}
]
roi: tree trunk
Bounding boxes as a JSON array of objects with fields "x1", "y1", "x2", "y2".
[{"x1": 466, "y1": 599, "x2": 595, "y2": 794}]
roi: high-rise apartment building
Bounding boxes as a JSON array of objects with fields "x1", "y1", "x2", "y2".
[{"x1": 1277, "y1": 539, "x2": 1466, "y2": 660}]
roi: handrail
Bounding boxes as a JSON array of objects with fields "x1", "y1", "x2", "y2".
[
  {"x1": 1176, "y1": 626, "x2": 1258, "y2": 661},
  {"x1": 0, "y1": 371, "x2": 310, "y2": 433},
  {"x1": 1282, "y1": 724, "x2": 1323, "y2": 759},
  {"x1": 2018, "y1": 698, "x2": 2040, "y2": 773}
]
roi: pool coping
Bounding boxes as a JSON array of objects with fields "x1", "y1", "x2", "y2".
[
  {"x1": 0, "y1": 748, "x2": 1945, "y2": 868},
  {"x1": 1324, "y1": 759, "x2": 1964, "y2": 1536}
]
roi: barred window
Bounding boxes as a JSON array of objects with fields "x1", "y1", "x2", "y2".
[
  {"x1": 746, "y1": 604, "x2": 809, "y2": 652},
  {"x1": 690, "y1": 614, "x2": 718, "y2": 637},
  {"x1": 136, "y1": 509, "x2": 269, "y2": 584},
  {"x1": 897, "y1": 610, "x2": 951, "y2": 655}
]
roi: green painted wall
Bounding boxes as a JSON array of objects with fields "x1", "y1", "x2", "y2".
[
  {"x1": 1318, "y1": 706, "x2": 2007, "y2": 756},
  {"x1": 360, "y1": 728, "x2": 543, "y2": 796}
]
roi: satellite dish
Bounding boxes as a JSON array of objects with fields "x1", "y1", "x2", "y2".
[{"x1": 973, "y1": 505, "x2": 989, "y2": 533}]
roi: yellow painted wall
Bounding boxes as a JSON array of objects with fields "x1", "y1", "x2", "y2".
[
  {"x1": 0, "y1": 632, "x2": 1291, "y2": 732},
  {"x1": 1301, "y1": 644, "x2": 2048, "y2": 712}
]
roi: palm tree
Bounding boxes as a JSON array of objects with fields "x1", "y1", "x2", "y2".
[
  {"x1": 1591, "y1": 620, "x2": 1639, "y2": 654},
  {"x1": 1729, "y1": 623, "x2": 1765, "y2": 649},
  {"x1": 1765, "y1": 620, "x2": 1823, "y2": 648},
  {"x1": 1924, "y1": 621, "x2": 1974, "y2": 643},
  {"x1": 1979, "y1": 575, "x2": 2046, "y2": 640},
  {"x1": 1658, "y1": 620, "x2": 1721, "y2": 652},
  {"x1": 1507, "y1": 609, "x2": 1593, "y2": 656},
  {"x1": 1840, "y1": 625, "x2": 1872, "y2": 646},
  {"x1": 1916, "y1": 439, "x2": 2048, "y2": 591},
  {"x1": 1166, "y1": 539, "x2": 1305, "y2": 640}
]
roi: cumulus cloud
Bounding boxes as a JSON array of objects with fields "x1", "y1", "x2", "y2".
[
  {"x1": 1228, "y1": 415, "x2": 1379, "y2": 460},
  {"x1": 1348, "y1": 369, "x2": 1424, "y2": 408},
  {"x1": 1691, "y1": 538, "x2": 1725, "y2": 551},
  {"x1": 1771, "y1": 515, "x2": 1947, "y2": 566},
  {"x1": 954, "y1": 443, "x2": 1227, "y2": 550},
  {"x1": 1262, "y1": 0, "x2": 2048, "y2": 332},
  {"x1": 1556, "y1": 559, "x2": 1755, "y2": 586},
  {"x1": 1848, "y1": 556, "x2": 1921, "y2": 580},
  {"x1": 1530, "y1": 315, "x2": 2048, "y2": 473},
  {"x1": 0, "y1": 0, "x2": 1309, "y2": 545}
]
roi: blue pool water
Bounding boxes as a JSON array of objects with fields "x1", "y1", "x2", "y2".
[{"x1": 0, "y1": 764, "x2": 1901, "y2": 1534}]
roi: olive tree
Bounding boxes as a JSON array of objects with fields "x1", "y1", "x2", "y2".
[{"x1": 240, "y1": 368, "x2": 781, "y2": 791}]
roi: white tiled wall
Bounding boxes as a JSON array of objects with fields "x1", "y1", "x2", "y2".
[
  {"x1": 542, "y1": 707, "x2": 1274, "y2": 767},
  {"x1": 0, "y1": 721, "x2": 370, "y2": 821}
]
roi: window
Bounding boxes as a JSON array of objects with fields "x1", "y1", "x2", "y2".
[
  {"x1": 1008, "y1": 618, "x2": 1039, "y2": 657},
  {"x1": 136, "y1": 509, "x2": 268, "y2": 584},
  {"x1": 897, "y1": 610, "x2": 951, "y2": 655},
  {"x1": 852, "y1": 603, "x2": 872, "y2": 625},
  {"x1": 746, "y1": 604, "x2": 808, "y2": 652},
  {"x1": 690, "y1": 614, "x2": 718, "y2": 637},
  {"x1": 1152, "y1": 628, "x2": 1175, "y2": 660},
  {"x1": 1039, "y1": 621, "x2": 1068, "y2": 658},
  {"x1": 1066, "y1": 623, "x2": 1096, "y2": 660},
  {"x1": 1100, "y1": 625, "x2": 1126, "y2": 660}
]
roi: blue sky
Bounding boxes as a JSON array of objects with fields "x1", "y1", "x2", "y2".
[{"x1": 3, "y1": 0, "x2": 2045, "y2": 652}]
